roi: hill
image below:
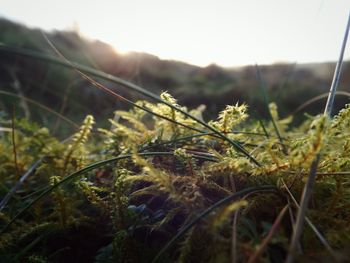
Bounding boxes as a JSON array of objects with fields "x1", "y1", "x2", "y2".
[{"x1": 1, "y1": 17, "x2": 349, "y2": 131}]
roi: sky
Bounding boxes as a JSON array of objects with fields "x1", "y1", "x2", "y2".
[{"x1": 1, "y1": 0, "x2": 350, "y2": 67}]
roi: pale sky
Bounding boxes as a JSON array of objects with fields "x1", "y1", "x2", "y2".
[{"x1": 1, "y1": 0, "x2": 350, "y2": 67}]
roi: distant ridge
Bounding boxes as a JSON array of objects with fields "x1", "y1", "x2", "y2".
[{"x1": 0, "y1": 17, "x2": 349, "y2": 121}]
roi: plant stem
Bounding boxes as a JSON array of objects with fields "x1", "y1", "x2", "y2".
[
  {"x1": 247, "y1": 205, "x2": 289, "y2": 263},
  {"x1": 324, "y1": 11, "x2": 350, "y2": 117},
  {"x1": 282, "y1": 180, "x2": 338, "y2": 261},
  {"x1": 11, "y1": 105, "x2": 19, "y2": 180},
  {"x1": 286, "y1": 10, "x2": 350, "y2": 263},
  {"x1": 152, "y1": 186, "x2": 278, "y2": 263},
  {"x1": 255, "y1": 64, "x2": 287, "y2": 154},
  {"x1": 286, "y1": 154, "x2": 320, "y2": 263}
]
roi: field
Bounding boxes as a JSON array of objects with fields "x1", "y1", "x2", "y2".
[{"x1": 0, "y1": 18, "x2": 350, "y2": 263}]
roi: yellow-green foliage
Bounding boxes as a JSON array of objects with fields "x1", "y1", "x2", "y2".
[
  {"x1": 1, "y1": 94, "x2": 350, "y2": 262},
  {"x1": 0, "y1": 119, "x2": 60, "y2": 186},
  {"x1": 209, "y1": 200, "x2": 247, "y2": 231},
  {"x1": 144, "y1": 92, "x2": 205, "y2": 139},
  {"x1": 210, "y1": 103, "x2": 248, "y2": 133},
  {"x1": 129, "y1": 152, "x2": 206, "y2": 210},
  {"x1": 35, "y1": 115, "x2": 95, "y2": 179},
  {"x1": 62, "y1": 114, "x2": 94, "y2": 173}
]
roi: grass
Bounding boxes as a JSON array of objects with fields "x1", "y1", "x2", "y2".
[
  {"x1": 0, "y1": 43, "x2": 260, "y2": 166},
  {"x1": 0, "y1": 13, "x2": 350, "y2": 263}
]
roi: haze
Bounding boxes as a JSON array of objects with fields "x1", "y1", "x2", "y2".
[{"x1": 1, "y1": 0, "x2": 349, "y2": 67}]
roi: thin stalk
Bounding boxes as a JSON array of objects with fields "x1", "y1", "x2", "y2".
[
  {"x1": 282, "y1": 180, "x2": 338, "y2": 261},
  {"x1": 286, "y1": 155, "x2": 320, "y2": 263},
  {"x1": 0, "y1": 159, "x2": 43, "y2": 212},
  {"x1": 41, "y1": 27, "x2": 252, "y2": 148},
  {"x1": 0, "y1": 151, "x2": 216, "y2": 234},
  {"x1": 0, "y1": 127, "x2": 82, "y2": 213},
  {"x1": 292, "y1": 91, "x2": 350, "y2": 115},
  {"x1": 286, "y1": 197, "x2": 302, "y2": 254},
  {"x1": 0, "y1": 44, "x2": 260, "y2": 166},
  {"x1": 0, "y1": 90, "x2": 80, "y2": 130},
  {"x1": 0, "y1": 45, "x2": 204, "y2": 135},
  {"x1": 259, "y1": 120, "x2": 270, "y2": 139},
  {"x1": 152, "y1": 186, "x2": 278, "y2": 263},
  {"x1": 249, "y1": 140, "x2": 269, "y2": 155},
  {"x1": 231, "y1": 208, "x2": 241, "y2": 263},
  {"x1": 50, "y1": 40, "x2": 208, "y2": 136},
  {"x1": 324, "y1": 12, "x2": 350, "y2": 116},
  {"x1": 255, "y1": 64, "x2": 287, "y2": 154},
  {"x1": 10, "y1": 70, "x2": 31, "y2": 119},
  {"x1": 139, "y1": 130, "x2": 266, "y2": 152},
  {"x1": 284, "y1": 171, "x2": 350, "y2": 177},
  {"x1": 53, "y1": 79, "x2": 78, "y2": 133},
  {"x1": 286, "y1": 10, "x2": 350, "y2": 263},
  {"x1": 247, "y1": 205, "x2": 289, "y2": 263},
  {"x1": 15, "y1": 235, "x2": 46, "y2": 259},
  {"x1": 11, "y1": 106, "x2": 19, "y2": 179}
]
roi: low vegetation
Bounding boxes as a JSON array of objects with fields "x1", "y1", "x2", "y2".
[
  {"x1": 1, "y1": 80, "x2": 350, "y2": 262},
  {"x1": 1, "y1": 16, "x2": 350, "y2": 263}
]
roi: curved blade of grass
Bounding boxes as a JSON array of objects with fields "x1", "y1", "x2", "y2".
[
  {"x1": 0, "y1": 159, "x2": 42, "y2": 212},
  {"x1": 292, "y1": 91, "x2": 350, "y2": 115},
  {"x1": 0, "y1": 151, "x2": 217, "y2": 234},
  {"x1": 0, "y1": 90, "x2": 80, "y2": 130},
  {"x1": 0, "y1": 127, "x2": 83, "y2": 213},
  {"x1": 0, "y1": 46, "x2": 205, "y2": 136},
  {"x1": 43, "y1": 33, "x2": 259, "y2": 165},
  {"x1": 0, "y1": 44, "x2": 260, "y2": 166},
  {"x1": 140, "y1": 130, "x2": 267, "y2": 152},
  {"x1": 16, "y1": 236, "x2": 46, "y2": 260},
  {"x1": 152, "y1": 185, "x2": 278, "y2": 263}
]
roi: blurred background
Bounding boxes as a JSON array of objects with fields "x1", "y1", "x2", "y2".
[{"x1": 0, "y1": 0, "x2": 350, "y2": 135}]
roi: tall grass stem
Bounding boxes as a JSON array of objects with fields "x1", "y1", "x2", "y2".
[
  {"x1": 286, "y1": 10, "x2": 350, "y2": 263},
  {"x1": 324, "y1": 11, "x2": 350, "y2": 117}
]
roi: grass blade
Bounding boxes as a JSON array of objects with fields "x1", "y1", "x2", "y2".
[
  {"x1": 0, "y1": 44, "x2": 260, "y2": 166},
  {"x1": 292, "y1": 91, "x2": 350, "y2": 115},
  {"x1": 139, "y1": 130, "x2": 266, "y2": 152},
  {"x1": 324, "y1": 11, "x2": 350, "y2": 117},
  {"x1": 255, "y1": 64, "x2": 287, "y2": 154},
  {"x1": 152, "y1": 185, "x2": 278, "y2": 263},
  {"x1": 0, "y1": 90, "x2": 80, "y2": 130},
  {"x1": 286, "y1": 155, "x2": 320, "y2": 263},
  {"x1": 231, "y1": 208, "x2": 241, "y2": 263},
  {"x1": 0, "y1": 151, "x2": 217, "y2": 234},
  {"x1": 0, "y1": 159, "x2": 42, "y2": 212}
]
